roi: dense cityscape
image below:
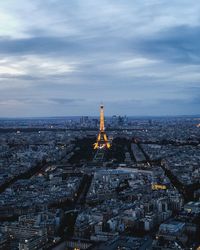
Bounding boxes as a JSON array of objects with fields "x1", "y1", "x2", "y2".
[{"x1": 0, "y1": 109, "x2": 199, "y2": 249}]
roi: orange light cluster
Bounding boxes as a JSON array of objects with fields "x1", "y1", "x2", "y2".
[{"x1": 152, "y1": 184, "x2": 167, "y2": 190}]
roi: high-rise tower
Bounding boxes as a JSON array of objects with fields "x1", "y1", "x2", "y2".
[{"x1": 94, "y1": 104, "x2": 110, "y2": 149}]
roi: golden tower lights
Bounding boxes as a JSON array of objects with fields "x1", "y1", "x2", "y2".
[{"x1": 94, "y1": 104, "x2": 111, "y2": 149}]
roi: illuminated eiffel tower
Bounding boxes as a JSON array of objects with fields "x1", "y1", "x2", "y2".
[{"x1": 94, "y1": 104, "x2": 111, "y2": 150}]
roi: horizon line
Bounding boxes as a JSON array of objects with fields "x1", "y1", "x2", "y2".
[{"x1": 0, "y1": 114, "x2": 200, "y2": 119}]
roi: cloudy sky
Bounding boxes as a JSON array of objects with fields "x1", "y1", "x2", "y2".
[{"x1": 0, "y1": 0, "x2": 200, "y2": 117}]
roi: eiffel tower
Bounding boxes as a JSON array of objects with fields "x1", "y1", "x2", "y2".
[{"x1": 94, "y1": 104, "x2": 111, "y2": 150}]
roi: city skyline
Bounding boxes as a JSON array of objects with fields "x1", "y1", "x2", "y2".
[{"x1": 0, "y1": 0, "x2": 200, "y2": 117}]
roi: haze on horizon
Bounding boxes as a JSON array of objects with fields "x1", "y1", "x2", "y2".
[{"x1": 0, "y1": 0, "x2": 200, "y2": 117}]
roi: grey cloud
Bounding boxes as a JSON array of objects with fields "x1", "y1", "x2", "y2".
[
  {"x1": 0, "y1": 36, "x2": 82, "y2": 55},
  {"x1": 50, "y1": 98, "x2": 84, "y2": 105},
  {"x1": 134, "y1": 25, "x2": 200, "y2": 64},
  {"x1": 0, "y1": 97, "x2": 84, "y2": 105}
]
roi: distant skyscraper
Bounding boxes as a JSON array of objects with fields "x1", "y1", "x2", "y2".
[{"x1": 94, "y1": 104, "x2": 110, "y2": 149}]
